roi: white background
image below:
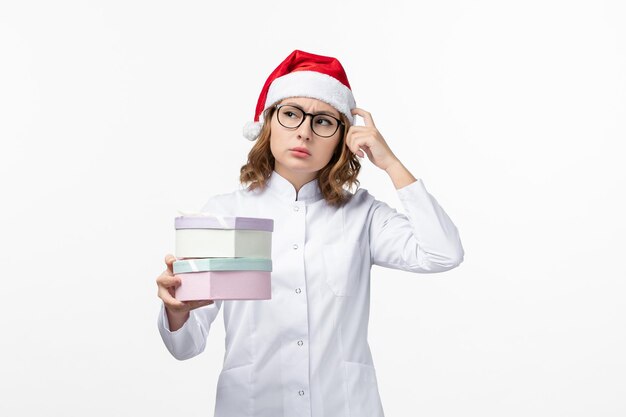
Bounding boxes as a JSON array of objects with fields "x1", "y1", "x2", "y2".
[{"x1": 1, "y1": 1, "x2": 624, "y2": 416}]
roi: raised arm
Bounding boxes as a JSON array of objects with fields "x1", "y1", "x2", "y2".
[{"x1": 346, "y1": 108, "x2": 464, "y2": 273}]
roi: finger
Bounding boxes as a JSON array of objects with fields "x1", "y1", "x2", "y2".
[
  {"x1": 344, "y1": 128, "x2": 353, "y2": 148},
  {"x1": 344, "y1": 134, "x2": 358, "y2": 156},
  {"x1": 345, "y1": 127, "x2": 370, "y2": 144},
  {"x1": 158, "y1": 286, "x2": 184, "y2": 308},
  {"x1": 346, "y1": 130, "x2": 364, "y2": 154},
  {"x1": 346, "y1": 126, "x2": 369, "y2": 133},
  {"x1": 164, "y1": 254, "x2": 177, "y2": 274},
  {"x1": 184, "y1": 299, "x2": 214, "y2": 310},
  {"x1": 348, "y1": 135, "x2": 369, "y2": 157},
  {"x1": 350, "y1": 143, "x2": 365, "y2": 158},
  {"x1": 351, "y1": 108, "x2": 376, "y2": 128},
  {"x1": 348, "y1": 143, "x2": 365, "y2": 158},
  {"x1": 157, "y1": 273, "x2": 181, "y2": 288}
]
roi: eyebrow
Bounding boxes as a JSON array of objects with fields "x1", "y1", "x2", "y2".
[{"x1": 284, "y1": 102, "x2": 340, "y2": 118}]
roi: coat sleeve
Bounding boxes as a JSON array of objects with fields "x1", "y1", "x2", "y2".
[
  {"x1": 157, "y1": 300, "x2": 223, "y2": 360},
  {"x1": 369, "y1": 179, "x2": 464, "y2": 273}
]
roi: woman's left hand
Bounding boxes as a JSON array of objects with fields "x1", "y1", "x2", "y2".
[{"x1": 345, "y1": 108, "x2": 399, "y2": 171}]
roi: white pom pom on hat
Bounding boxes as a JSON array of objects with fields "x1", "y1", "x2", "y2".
[
  {"x1": 243, "y1": 49, "x2": 356, "y2": 141},
  {"x1": 243, "y1": 121, "x2": 262, "y2": 141}
]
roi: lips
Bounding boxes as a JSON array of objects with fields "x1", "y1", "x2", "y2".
[{"x1": 290, "y1": 147, "x2": 311, "y2": 155}]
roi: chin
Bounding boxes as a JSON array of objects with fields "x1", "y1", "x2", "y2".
[{"x1": 277, "y1": 159, "x2": 321, "y2": 174}]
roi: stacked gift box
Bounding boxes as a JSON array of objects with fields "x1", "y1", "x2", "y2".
[{"x1": 173, "y1": 214, "x2": 274, "y2": 301}]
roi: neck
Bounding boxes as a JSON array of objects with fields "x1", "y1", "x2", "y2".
[{"x1": 274, "y1": 166, "x2": 317, "y2": 193}]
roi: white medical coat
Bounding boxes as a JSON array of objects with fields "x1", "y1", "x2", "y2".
[{"x1": 158, "y1": 169, "x2": 464, "y2": 417}]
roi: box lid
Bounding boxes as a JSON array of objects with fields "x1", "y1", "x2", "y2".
[
  {"x1": 175, "y1": 214, "x2": 274, "y2": 232},
  {"x1": 173, "y1": 257, "x2": 273, "y2": 273}
]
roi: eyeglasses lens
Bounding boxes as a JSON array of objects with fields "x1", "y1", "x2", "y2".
[{"x1": 277, "y1": 105, "x2": 339, "y2": 137}]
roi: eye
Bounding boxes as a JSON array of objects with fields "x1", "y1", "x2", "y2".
[
  {"x1": 315, "y1": 117, "x2": 334, "y2": 126},
  {"x1": 281, "y1": 107, "x2": 304, "y2": 119}
]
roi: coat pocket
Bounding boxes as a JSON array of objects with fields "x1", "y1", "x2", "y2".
[
  {"x1": 214, "y1": 363, "x2": 253, "y2": 417},
  {"x1": 322, "y1": 239, "x2": 363, "y2": 296},
  {"x1": 344, "y1": 361, "x2": 385, "y2": 417}
]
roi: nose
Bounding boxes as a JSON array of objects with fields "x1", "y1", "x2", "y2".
[{"x1": 296, "y1": 114, "x2": 313, "y2": 140}]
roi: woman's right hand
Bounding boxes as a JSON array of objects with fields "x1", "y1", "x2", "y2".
[{"x1": 157, "y1": 254, "x2": 214, "y2": 331}]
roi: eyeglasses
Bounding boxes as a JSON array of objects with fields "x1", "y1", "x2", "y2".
[{"x1": 274, "y1": 104, "x2": 344, "y2": 138}]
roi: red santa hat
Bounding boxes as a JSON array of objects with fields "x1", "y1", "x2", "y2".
[{"x1": 243, "y1": 49, "x2": 357, "y2": 141}]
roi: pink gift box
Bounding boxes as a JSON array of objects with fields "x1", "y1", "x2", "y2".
[{"x1": 175, "y1": 271, "x2": 271, "y2": 301}]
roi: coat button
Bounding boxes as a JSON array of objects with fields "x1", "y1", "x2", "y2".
[
  {"x1": 297, "y1": 340, "x2": 303, "y2": 346},
  {"x1": 293, "y1": 206, "x2": 299, "y2": 212},
  {"x1": 298, "y1": 390, "x2": 305, "y2": 396},
  {"x1": 295, "y1": 288, "x2": 301, "y2": 294},
  {"x1": 292, "y1": 244, "x2": 298, "y2": 250}
]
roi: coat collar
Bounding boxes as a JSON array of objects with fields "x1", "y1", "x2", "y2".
[{"x1": 265, "y1": 170, "x2": 323, "y2": 203}]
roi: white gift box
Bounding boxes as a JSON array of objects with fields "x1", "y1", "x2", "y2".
[{"x1": 174, "y1": 214, "x2": 273, "y2": 259}]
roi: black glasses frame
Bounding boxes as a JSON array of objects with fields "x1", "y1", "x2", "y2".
[{"x1": 274, "y1": 104, "x2": 345, "y2": 138}]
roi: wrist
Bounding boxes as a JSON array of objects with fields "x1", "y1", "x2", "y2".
[
  {"x1": 384, "y1": 158, "x2": 417, "y2": 189},
  {"x1": 165, "y1": 307, "x2": 190, "y2": 332},
  {"x1": 384, "y1": 158, "x2": 403, "y2": 173}
]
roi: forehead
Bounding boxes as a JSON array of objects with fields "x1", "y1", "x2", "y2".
[{"x1": 279, "y1": 97, "x2": 341, "y2": 117}]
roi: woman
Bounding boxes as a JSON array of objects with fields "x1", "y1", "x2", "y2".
[{"x1": 156, "y1": 49, "x2": 464, "y2": 417}]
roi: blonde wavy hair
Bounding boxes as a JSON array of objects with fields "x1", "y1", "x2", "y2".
[{"x1": 239, "y1": 103, "x2": 361, "y2": 207}]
